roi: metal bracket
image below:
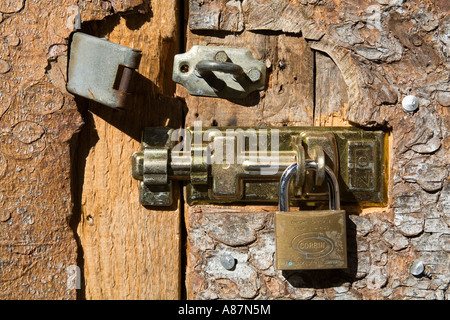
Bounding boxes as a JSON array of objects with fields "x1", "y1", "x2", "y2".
[
  {"x1": 131, "y1": 128, "x2": 175, "y2": 206},
  {"x1": 172, "y1": 45, "x2": 266, "y2": 99},
  {"x1": 131, "y1": 126, "x2": 388, "y2": 207},
  {"x1": 67, "y1": 32, "x2": 142, "y2": 109}
]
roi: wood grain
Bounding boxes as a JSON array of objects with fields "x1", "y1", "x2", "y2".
[
  {"x1": 0, "y1": 0, "x2": 84, "y2": 300},
  {"x1": 1, "y1": 0, "x2": 448, "y2": 301},
  {"x1": 314, "y1": 51, "x2": 349, "y2": 127},
  {"x1": 73, "y1": 1, "x2": 183, "y2": 299},
  {"x1": 180, "y1": 33, "x2": 314, "y2": 127}
]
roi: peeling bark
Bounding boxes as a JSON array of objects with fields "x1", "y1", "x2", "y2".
[
  {"x1": 0, "y1": 0, "x2": 145, "y2": 300},
  {"x1": 185, "y1": 0, "x2": 450, "y2": 300}
]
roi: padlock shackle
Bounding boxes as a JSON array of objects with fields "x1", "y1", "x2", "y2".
[{"x1": 278, "y1": 160, "x2": 340, "y2": 212}]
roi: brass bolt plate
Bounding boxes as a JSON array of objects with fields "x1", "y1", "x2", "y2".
[{"x1": 132, "y1": 127, "x2": 388, "y2": 206}]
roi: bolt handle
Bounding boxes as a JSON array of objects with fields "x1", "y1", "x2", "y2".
[{"x1": 196, "y1": 60, "x2": 244, "y2": 77}]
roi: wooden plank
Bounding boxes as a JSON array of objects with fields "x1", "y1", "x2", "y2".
[
  {"x1": 314, "y1": 51, "x2": 349, "y2": 127},
  {"x1": 181, "y1": 1, "x2": 315, "y2": 299},
  {"x1": 182, "y1": 0, "x2": 450, "y2": 301},
  {"x1": 0, "y1": 0, "x2": 85, "y2": 300},
  {"x1": 73, "y1": 1, "x2": 183, "y2": 299}
]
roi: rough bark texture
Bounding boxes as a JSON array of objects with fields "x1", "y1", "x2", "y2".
[
  {"x1": 0, "y1": 0, "x2": 89, "y2": 300},
  {"x1": 184, "y1": 0, "x2": 449, "y2": 300},
  {"x1": 0, "y1": 0, "x2": 89, "y2": 299},
  {"x1": 0, "y1": 0, "x2": 182, "y2": 299}
]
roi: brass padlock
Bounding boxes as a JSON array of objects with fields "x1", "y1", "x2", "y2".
[{"x1": 275, "y1": 160, "x2": 347, "y2": 270}]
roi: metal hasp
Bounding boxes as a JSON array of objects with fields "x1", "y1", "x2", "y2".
[
  {"x1": 131, "y1": 126, "x2": 388, "y2": 206},
  {"x1": 172, "y1": 45, "x2": 266, "y2": 99},
  {"x1": 67, "y1": 32, "x2": 142, "y2": 109}
]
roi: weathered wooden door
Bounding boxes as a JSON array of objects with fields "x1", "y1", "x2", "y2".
[
  {"x1": 180, "y1": 1, "x2": 449, "y2": 300},
  {"x1": 0, "y1": 0, "x2": 183, "y2": 300},
  {"x1": 1, "y1": 0, "x2": 449, "y2": 300}
]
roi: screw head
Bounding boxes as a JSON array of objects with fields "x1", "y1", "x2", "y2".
[
  {"x1": 220, "y1": 254, "x2": 236, "y2": 270},
  {"x1": 247, "y1": 68, "x2": 262, "y2": 82},
  {"x1": 410, "y1": 259, "x2": 432, "y2": 278},
  {"x1": 402, "y1": 95, "x2": 419, "y2": 113},
  {"x1": 214, "y1": 51, "x2": 229, "y2": 62},
  {"x1": 410, "y1": 260, "x2": 425, "y2": 276}
]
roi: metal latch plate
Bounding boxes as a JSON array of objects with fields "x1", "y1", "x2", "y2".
[
  {"x1": 172, "y1": 45, "x2": 266, "y2": 99},
  {"x1": 185, "y1": 127, "x2": 388, "y2": 206},
  {"x1": 132, "y1": 127, "x2": 388, "y2": 207},
  {"x1": 67, "y1": 32, "x2": 142, "y2": 108}
]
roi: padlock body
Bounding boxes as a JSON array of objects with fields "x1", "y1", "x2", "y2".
[{"x1": 275, "y1": 210, "x2": 347, "y2": 270}]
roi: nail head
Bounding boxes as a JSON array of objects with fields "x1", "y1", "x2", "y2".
[
  {"x1": 220, "y1": 254, "x2": 236, "y2": 270},
  {"x1": 402, "y1": 95, "x2": 419, "y2": 113}
]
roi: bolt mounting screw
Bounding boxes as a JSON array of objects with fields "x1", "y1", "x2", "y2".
[{"x1": 410, "y1": 260, "x2": 432, "y2": 278}]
